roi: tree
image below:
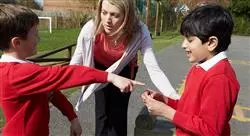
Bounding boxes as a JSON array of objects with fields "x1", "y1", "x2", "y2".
[
  {"x1": 0, "y1": 0, "x2": 16, "y2": 4},
  {"x1": 145, "y1": 0, "x2": 151, "y2": 27},
  {"x1": 154, "y1": 0, "x2": 160, "y2": 36},
  {"x1": 16, "y1": 0, "x2": 41, "y2": 9},
  {"x1": 228, "y1": 0, "x2": 250, "y2": 17},
  {"x1": 159, "y1": 0, "x2": 179, "y2": 31}
]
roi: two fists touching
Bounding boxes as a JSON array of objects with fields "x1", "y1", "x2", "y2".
[
  {"x1": 107, "y1": 72, "x2": 176, "y2": 121},
  {"x1": 107, "y1": 72, "x2": 176, "y2": 120},
  {"x1": 70, "y1": 73, "x2": 177, "y2": 136},
  {"x1": 141, "y1": 89, "x2": 176, "y2": 121}
]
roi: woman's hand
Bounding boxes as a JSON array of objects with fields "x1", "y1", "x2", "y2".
[{"x1": 107, "y1": 73, "x2": 145, "y2": 92}]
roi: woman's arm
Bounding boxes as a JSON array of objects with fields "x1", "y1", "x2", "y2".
[
  {"x1": 70, "y1": 20, "x2": 95, "y2": 65},
  {"x1": 70, "y1": 27, "x2": 85, "y2": 65},
  {"x1": 140, "y1": 28, "x2": 180, "y2": 100}
]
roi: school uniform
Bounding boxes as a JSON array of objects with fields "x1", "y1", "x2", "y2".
[
  {"x1": 167, "y1": 52, "x2": 240, "y2": 136},
  {"x1": 0, "y1": 54, "x2": 108, "y2": 136}
]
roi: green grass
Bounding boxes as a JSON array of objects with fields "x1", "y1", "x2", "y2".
[
  {"x1": 152, "y1": 31, "x2": 182, "y2": 52},
  {"x1": 0, "y1": 109, "x2": 5, "y2": 129},
  {"x1": 0, "y1": 29, "x2": 182, "y2": 129},
  {"x1": 0, "y1": 28, "x2": 81, "y2": 56},
  {"x1": 38, "y1": 28, "x2": 81, "y2": 52}
]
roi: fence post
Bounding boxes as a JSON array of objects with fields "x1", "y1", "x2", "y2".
[{"x1": 68, "y1": 46, "x2": 72, "y2": 59}]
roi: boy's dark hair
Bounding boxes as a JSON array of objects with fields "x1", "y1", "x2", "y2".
[
  {"x1": 0, "y1": 4, "x2": 39, "y2": 51},
  {"x1": 180, "y1": 4, "x2": 234, "y2": 53}
]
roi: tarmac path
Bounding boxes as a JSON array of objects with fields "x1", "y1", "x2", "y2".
[{"x1": 49, "y1": 36, "x2": 250, "y2": 136}]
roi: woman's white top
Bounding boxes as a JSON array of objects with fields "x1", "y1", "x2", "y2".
[{"x1": 70, "y1": 20, "x2": 180, "y2": 111}]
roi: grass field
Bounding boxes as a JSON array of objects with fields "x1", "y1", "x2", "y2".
[
  {"x1": 0, "y1": 28, "x2": 182, "y2": 128},
  {"x1": 38, "y1": 28, "x2": 81, "y2": 51}
]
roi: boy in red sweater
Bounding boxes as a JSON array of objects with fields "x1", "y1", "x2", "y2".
[
  {"x1": 0, "y1": 4, "x2": 143, "y2": 136},
  {"x1": 141, "y1": 4, "x2": 240, "y2": 136}
]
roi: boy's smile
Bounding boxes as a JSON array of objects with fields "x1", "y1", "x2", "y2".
[{"x1": 182, "y1": 36, "x2": 215, "y2": 64}]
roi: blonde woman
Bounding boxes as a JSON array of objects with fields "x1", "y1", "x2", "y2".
[{"x1": 70, "y1": 0, "x2": 180, "y2": 135}]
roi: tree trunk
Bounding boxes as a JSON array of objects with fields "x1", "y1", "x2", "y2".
[
  {"x1": 154, "y1": 1, "x2": 160, "y2": 36},
  {"x1": 145, "y1": 0, "x2": 151, "y2": 27}
]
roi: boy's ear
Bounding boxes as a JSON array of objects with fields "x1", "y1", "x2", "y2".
[
  {"x1": 10, "y1": 37, "x2": 21, "y2": 50},
  {"x1": 207, "y1": 36, "x2": 218, "y2": 52}
]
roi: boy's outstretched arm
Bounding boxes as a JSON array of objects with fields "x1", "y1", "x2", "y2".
[
  {"x1": 9, "y1": 63, "x2": 144, "y2": 96},
  {"x1": 108, "y1": 72, "x2": 145, "y2": 92}
]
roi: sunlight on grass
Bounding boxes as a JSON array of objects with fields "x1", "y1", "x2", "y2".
[
  {"x1": 152, "y1": 31, "x2": 182, "y2": 52},
  {"x1": 38, "y1": 28, "x2": 81, "y2": 52}
]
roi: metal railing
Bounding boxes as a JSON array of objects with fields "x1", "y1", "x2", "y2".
[{"x1": 27, "y1": 43, "x2": 76, "y2": 66}]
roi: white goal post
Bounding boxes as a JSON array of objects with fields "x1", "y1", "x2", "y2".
[{"x1": 38, "y1": 17, "x2": 52, "y2": 33}]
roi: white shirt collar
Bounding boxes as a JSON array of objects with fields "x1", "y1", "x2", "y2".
[
  {"x1": 0, "y1": 54, "x2": 32, "y2": 63},
  {"x1": 198, "y1": 51, "x2": 227, "y2": 71}
]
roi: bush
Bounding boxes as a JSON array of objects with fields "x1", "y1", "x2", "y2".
[
  {"x1": 228, "y1": 0, "x2": 250, "y2": 35},
  {"x1": 232, "y1": 15, "x2": 250, "y2": 35},
  {"x1": 228, "y1": 0, "x2": 250, "y2": 17}
]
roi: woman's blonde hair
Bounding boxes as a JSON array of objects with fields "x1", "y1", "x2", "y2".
[{"x1": 94, "y1": 0, "x2": 139, "y2": 43}]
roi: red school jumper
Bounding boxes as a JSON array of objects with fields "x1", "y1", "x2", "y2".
[
  {"x1": 167, "y1": 59, "x2": 240, "y2": 136},
  {"x1": 0, "y1": 62, "x2": 107, "y2": 136}
]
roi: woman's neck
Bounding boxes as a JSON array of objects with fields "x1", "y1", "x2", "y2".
[{"x1": 103, "y1": 33, "x2": 127, "y2": 47}]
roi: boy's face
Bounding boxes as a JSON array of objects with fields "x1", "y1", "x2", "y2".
[
  {"x1": 19, "y1": 24, "x2": 40, "y2": 58},
  {"x1": 181, "y1": 36, "x2": 214, "y2": 64}
]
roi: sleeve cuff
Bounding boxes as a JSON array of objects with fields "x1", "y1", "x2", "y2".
[
  {"x1": 93, "y1": 69, "x2": 108, "y2": 83},
  {"x1": 68, "y1": 112, "x2": 78, "y2": 121},
  {"x1": 173, "y1": 110, "x2": 188, "y2": 127},
  {"x1": 167, "y1": 98, "x2": 178, "y2": 109}
]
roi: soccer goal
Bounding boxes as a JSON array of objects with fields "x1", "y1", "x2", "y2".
[{"x1": 38, "y1": 17, "x2": 52, "y2": 33}]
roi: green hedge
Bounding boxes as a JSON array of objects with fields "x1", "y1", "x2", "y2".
[{"x1": 232, "y1": 15, "x2": 250, "y2": 35}]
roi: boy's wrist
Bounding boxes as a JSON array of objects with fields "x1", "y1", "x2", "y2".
[
  {"x1": 162, "y1": 105, "x2": 176, "y2": 121},
  {"x1": 107, "y1": 72, "x2": 114, "y2": 83},
  {"x1": 69, "y1": 114, "x2": 78, "y2": 121},
  {"x1": 70, "y1": 117, "x2": 78, "y2": 123}
]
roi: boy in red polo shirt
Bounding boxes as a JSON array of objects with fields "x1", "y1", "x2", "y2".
[
  {"x1": 141, "y1": 4, "x2": 240, "y2": 136},
  {"x1": 0, "y1": 4, "x2": 143, "y2": 136}
]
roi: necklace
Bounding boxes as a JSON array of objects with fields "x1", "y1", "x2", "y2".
[
  {"x1": 105, "y1": 37, "x2": 121, "y2": 48},
  {"x1": 114, "y1": 40, "x2": 118, "y2": 46},
  {"x1": 103, "y1": 33, "x2": 127, "y2": 48}
]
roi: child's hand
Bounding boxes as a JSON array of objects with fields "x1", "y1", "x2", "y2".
[
  {"x1": 70, "y1": 118, "x2": 82, "y2": 136},
  {"x1": 142, "y1": 92, "x2": 175, "y2": 120},
  {"x1": 108, "y1": 73, "x2": 145, "y2": 92},
  {"x1": 142, "y1": 92, "x2": 166, "y2": 115},
  {"x1": 145, "y1": 89, "x2": 166, "y2": 103}
]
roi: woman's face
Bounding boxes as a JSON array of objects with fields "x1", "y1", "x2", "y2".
[{"x1": 101, "y1": 0, "x2": 125, "y2": 35}]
